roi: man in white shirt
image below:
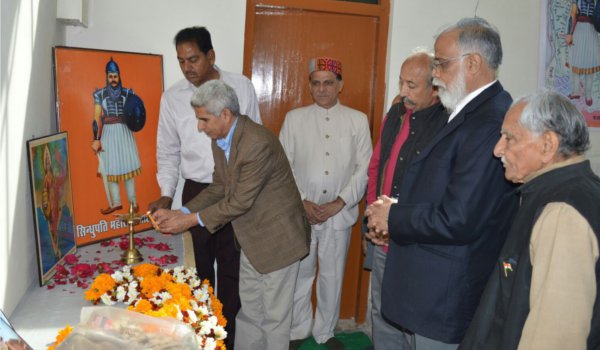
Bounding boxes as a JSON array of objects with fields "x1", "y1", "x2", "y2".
[
  {"x1": 148, "y1": 26, "x2": 261, "y2": 349},
  {"x1": 280, "y1": 57, "x2": 372, "y2": 350}
]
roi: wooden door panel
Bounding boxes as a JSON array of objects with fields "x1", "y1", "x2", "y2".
[{"x1": 251, "y1": 7, "x2": 377, "y2": 135}]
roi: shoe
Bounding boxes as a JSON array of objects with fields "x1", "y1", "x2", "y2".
[
  {"x1": 289, "y1": 338, "x2": 306, "y2": 350},
  {"x1": 132, "y1": 203, "x2": 139, "y2": 213},
  {"x1": 568, "y1": 94, "x2": 580, "y2": 100},
  {"x1": 100, "y1": 205, "x2": 122, "y2": 215},
  {"x1": 325, "y1": 337, "x2": 345, "y2": 350},
  {"x1": 586, "y1": 98, "x2": 593, "y2": 106}
]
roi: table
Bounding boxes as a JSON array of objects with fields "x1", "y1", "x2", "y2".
[{"x1": 10, "y1": 230, "x2": 183, "y2": 349}]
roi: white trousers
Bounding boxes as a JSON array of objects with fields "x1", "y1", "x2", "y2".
[
  {"x1": 105, "y1": 178, "x2": 136, "y2": 207},
  {"x1": 290, "y1": 227, "x2": 352, "y2": 344},
  {"x1": 235, "y1": 251, "x2": 300, "y2": 350}
]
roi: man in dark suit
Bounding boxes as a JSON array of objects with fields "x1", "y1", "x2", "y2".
[
  {"x1": 153, "y1": 79, "x2": 310, "y2": 350},
  {"x1": 366, "y1": 17, "x2": 518, "y2": 349}
]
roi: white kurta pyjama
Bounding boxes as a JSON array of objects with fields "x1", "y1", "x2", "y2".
[{"x1": 280, "y1": 101, "x2": 372, "y2": 343}]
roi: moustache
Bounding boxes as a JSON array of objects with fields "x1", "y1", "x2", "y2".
[
  {"x1": 402, "y1": 97, "x2": 417, "y2": 107},
  {"x1": 433, "y1": 78, "x2": 446, "y2": 89}
]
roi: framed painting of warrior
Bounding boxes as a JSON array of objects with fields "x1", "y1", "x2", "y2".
[{"x1": 53, "y1": 47, "x2": 163, "y2": 245}]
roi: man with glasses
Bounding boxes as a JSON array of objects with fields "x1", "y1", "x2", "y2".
[{"x1": 366, "y1": 17, "x2": 518, "y2": 349}]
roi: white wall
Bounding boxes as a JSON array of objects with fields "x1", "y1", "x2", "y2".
[
  {"x1": 64, "y1": 0, "x2": 249, "y2": 102},
  {"x1": 384, "y1": 0, "x2": 600, "y2": 170},
  {"x1": 385, "y1": 0, "x2": 541, "y2": 104},
  {"x1": 2, "y1": 0, "x2": 597, "y2": 315},
  {"x1": 1, "y1": 0, "x2": 66, "y2": 315}
]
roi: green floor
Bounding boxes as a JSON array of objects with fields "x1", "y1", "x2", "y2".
[{"x1": 298, "y1": 332, "x2": 372, "y2": 350}]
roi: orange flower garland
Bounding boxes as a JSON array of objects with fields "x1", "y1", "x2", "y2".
[
  {"x1": 50, "y1": 264, "x2": 227, "y2": 350},
  {"x1": 132, "y1": 262, "x2": 160, "y2": 278},
  {"x1": 84, "y1": 273, "x2": 117, "y2": 301},
  {"x1": 47, "y1": 325, "x2": 73, "y2": 350}
]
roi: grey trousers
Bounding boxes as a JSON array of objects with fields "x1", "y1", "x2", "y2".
[
  {"x1": 235, "y1": 251, "x2": 300, "y2": 350},
  {"x1": 409, "y1": 333, "x2": 459, "y2": 350},
  {"x1": 371, "y1": 245, "x2": 411, "y2": 350},
  {"x1": 372, "y1": 247, "x2": 459, "y2": 350}
]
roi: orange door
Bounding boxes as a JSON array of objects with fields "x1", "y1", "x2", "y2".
[{"x1": 244, "y1": 0, "x2": 390, "y2": 323}]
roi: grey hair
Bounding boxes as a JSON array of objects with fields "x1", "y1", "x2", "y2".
[
  {"x1": 518, "y1": 90, "x2": 590, "y2": 156},
  {"x1": 407, "y1": 47, "x2": 435, "y2": 86},
  {"x1": 190, "y1": 80, "x2": 240, "y2": 117},
  {"x1": 440, "y1": 17, "x2": 503, "y2": 70}
]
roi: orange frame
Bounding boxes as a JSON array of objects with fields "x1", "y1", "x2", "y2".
[{"x1": 53, "y1": 47, "x2": 163, "y2": 245}]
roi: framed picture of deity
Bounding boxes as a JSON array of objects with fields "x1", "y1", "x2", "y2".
[
  {"x1": 27, "y1": 132, "x2": 77, "y2": 285},
  {"x1": 542, "y1": 0, "x2": 600, "y2": 127},
  {"x1": 53, "y1": 47, "x2": 163, "y2": 245}
]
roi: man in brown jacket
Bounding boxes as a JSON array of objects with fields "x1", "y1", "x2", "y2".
[{"x1": 153, "y1": 79, "x2": 310, "y2": 350}]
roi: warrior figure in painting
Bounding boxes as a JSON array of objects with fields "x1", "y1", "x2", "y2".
[
  {"x1": 91, "y1": 57, "x2": 146, "y2": 215},
  {"x1": 565, "y1": 0, "x2": 600, "y2": 107}
]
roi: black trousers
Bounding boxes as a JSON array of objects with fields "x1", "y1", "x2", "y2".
[{"x1": 183, "y1": 179, "x2": 241, "y2": 349}]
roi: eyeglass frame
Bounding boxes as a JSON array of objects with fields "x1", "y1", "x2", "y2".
[{"x1": 432, "y1": 53, "x2": 471, "y2": 71}]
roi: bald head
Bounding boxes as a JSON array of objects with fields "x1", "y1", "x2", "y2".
[
  {"x1": 402, "y1": 52, "x2": 434, "y2": 85},
  {"x1": 399, "y1": 51, "x2": 438, "y2": 112}
]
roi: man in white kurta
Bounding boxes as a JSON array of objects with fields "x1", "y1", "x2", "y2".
[{"x1": 280, "y1": 57, "x2": 371, "y2": 348}]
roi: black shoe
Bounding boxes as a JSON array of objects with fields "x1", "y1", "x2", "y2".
[
  {"x1": 325, "y1": 337, "x2": 345, "y2": 350},
  {"x1": 289, "y1": 338, "x2": 306, "y2": 350}
]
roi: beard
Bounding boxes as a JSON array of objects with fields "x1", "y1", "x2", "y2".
[{"x1": 433, "y1": 66, "x2": 467, "y2": 113}]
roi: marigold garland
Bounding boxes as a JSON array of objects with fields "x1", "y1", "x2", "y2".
[
  {"x1": 50, "y1": 264, "x2": 227, "y2": 350},
  {"x1": 83, "y1": 273, "x2": 116, "y2": 300},
  {"x1": 132, "y1": 262, "x2": 160, "y2": 278},
  {"x1": 47, "y1": 325, "x2": 73, "y2": 350}
]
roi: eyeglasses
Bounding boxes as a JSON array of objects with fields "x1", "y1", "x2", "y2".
[{"x1": 433, "y1": 53, "x2": 471, "y2": 71}]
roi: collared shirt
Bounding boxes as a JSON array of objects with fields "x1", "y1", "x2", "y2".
[
  {"x1": 185, "y1": 118, "x2": 239, "y2": 226},
  {"x1": 156, "y1": 65, "x2": 261, "y2": 198},
  {"x1": 447, "y1": 80, "x2": 496, "y2": 123},
  {"x1": 367, "y1": 102, "x2": 447, "y2": 205},
  {"x1": 216, "y1": 117, "x2": 238, "y2": 162},
  {"x1": 279, "y1": 101, "x2": 372, "y2": 229}
]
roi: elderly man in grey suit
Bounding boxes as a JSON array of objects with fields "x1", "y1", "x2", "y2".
[{"x1": 153, "y1": 79, "x2": 310, "y2": 350}]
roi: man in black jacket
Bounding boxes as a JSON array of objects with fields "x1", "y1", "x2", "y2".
[
  {"x1": 365, "y1": 49, "x2": 447, "y2": 350},
  {"x1": 366, "y1": 17, "x2": 518, "y2": 349}
]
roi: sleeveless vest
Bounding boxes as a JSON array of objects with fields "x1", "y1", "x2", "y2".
[
  {"x1": 376, "y1": 102, "x2": 446, "y2": 198},
  {"x1": 460, "y1": 160, "x2": 600, "y2": 349}
]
